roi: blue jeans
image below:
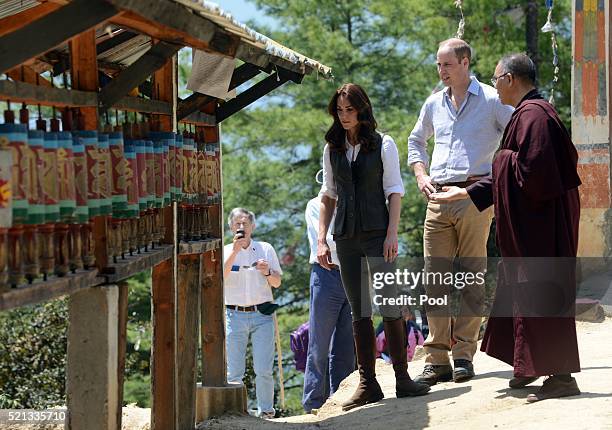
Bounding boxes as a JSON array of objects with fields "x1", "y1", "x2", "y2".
[
  {"x1": 302, "y1": 264, "x2": 355, "y2": 412},
  {"x1": 226, "y1": 308, "x2": 275, "y2": 415}
]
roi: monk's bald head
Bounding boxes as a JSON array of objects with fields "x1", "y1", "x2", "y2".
[
  {"x1": 438, "y1": 38, "x2": 472, "y2": 64},
  {"x1": 498, "y1": 53, "x2": 537, "y2": 86}
]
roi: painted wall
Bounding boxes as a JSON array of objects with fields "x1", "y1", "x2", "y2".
[{"x1": 573, "y1": 0, "x2": 612, "y2": 262}]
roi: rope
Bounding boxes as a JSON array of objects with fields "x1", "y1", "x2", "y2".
[
  {"x1": 541, "y1": 0, "x2": 559, "y2": 104},
  {"x1": 454, "y1": 0, "x2": 465, "y2": 39}
]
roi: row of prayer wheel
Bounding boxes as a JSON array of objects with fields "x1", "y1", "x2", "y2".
[{"x1": 0, "y1": 102, "x2": 221, "y2": 289}]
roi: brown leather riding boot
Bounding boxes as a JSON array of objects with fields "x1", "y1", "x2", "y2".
[
  {"x1": 341, "y1": 318, "x2": 384, "y2": 411},
  {"x1": 384, "y1": 318, "x2": 431, "y2": 397}
]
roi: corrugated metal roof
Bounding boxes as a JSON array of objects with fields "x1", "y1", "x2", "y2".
[{"x1": 0, "y1": 0, "x2": 40, "y2": 20}]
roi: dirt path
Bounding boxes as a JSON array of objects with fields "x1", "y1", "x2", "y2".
[{"x1": 198, "y1": 319, "x2": 612, "y2": 430}]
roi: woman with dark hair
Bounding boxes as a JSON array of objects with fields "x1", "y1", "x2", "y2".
[{"x1": 317, "y1": 83, "x2": 430, "y2": 411}]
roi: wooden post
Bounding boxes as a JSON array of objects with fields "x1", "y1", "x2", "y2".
[
  {"x1": 150, "y1": 52, "x2": 178, "y2": 430},
  {"x1": 66, "y1": 30, "x2": 118, "y2": 430},
  {"x1": 177, "y1": 254, "x2": 201, "y2": 430},
  {"x1": 116, "y1": 281, "x2": 129, "y2": 430},
  {"x1": 201, "y1": 249, "x2": 225, "y2": 387},
  {"x1": 151, "y1": 258, "x2": 176, "y2": 430},
  {"x1": 70, "y1": 29, "x2": 109, "y2": 270},
  {"x1": 66, "y1": 285, "x2": 119, "y2": 430}
]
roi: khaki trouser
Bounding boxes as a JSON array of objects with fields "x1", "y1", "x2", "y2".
[{"x1": 422, "y1": 199, "x2": 494, "y2": 365}]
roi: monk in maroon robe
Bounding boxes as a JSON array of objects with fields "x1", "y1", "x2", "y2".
[{"x1": 430, "y1": 53, "x2": 581, "y2": 403}]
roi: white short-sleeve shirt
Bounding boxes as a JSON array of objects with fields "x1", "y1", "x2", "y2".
[{"x1": 223, "y1": 240, "x2": 283, "y2": 306}]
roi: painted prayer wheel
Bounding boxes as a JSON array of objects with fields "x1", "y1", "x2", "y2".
[
  {"x1": 0, "y1": 138, "x2": 12, "y2": 289},
  {"x1": 2, "y1": 123, "x2": 29, "y2": 285},
  {"x1": 175, "y1": 133, "x2": 183, "y2": 202},
  {"x1": 69, "y1": 132, "x2": 89, "y2": 272},
  {"x1": 97, "y1": 133, "x2": 112, "y2": 217},
  {"x1": 135, "y1": 139, "x2": 148, "y2": 251},
  {"x1": 110, "y1": 132, "x2": 128, "y2": 258},
  {"x1": 39, "y1": 132, "x2": 60, "y2": 278},
  {"x1": 23, "y1": 130, "x2": 44, "y2": 281},
  {"x1": 55, "y1": 131, "x2": 76, "y2": 276},
  {"x1": 123, "y1": 140, "x2": 139, "y2": 254},
  {"x1": 79, "y1": 130, "x2": 99, "y2": 269}
]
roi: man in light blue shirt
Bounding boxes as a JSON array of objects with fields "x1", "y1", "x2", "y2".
[{"x1": 407, "y1": 38, "x2": 513, "y2": 386}]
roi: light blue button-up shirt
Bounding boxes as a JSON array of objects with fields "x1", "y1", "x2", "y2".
[{"x1": 407, "y1": 77, "x2": 513, "y2": 183}]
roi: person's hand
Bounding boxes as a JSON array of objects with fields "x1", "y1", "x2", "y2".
[
  {"x1": 429, "y1": 186, "x2": 469, "y2": 203},
  {"x1": 232, "y1": 233, "x2": 248, "y2": 252},
  {"x1": 416, "y1": 174, "x2": 436, "y2": 200},
  {"x1": 383, "y1": 232, "x2": 399, "y2": 263},
  {"x1": 317, "y1": 240, "x2": 333, "y2": 270},
  {"x1": 255, "y1": 259, "x2": 271, "y2": 276}
]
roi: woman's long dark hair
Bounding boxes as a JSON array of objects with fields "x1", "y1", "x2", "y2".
[{"x1": 325, "y1": 83, "x2": 379, "y2": 153}]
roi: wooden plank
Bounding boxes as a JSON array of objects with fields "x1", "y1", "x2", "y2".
[
  {"x1": 0, "y1": 79, "x2": 97, "y2": 107},
  {"x1": 201, "y1": 249, "x2": 225, "y2": 387},
  {"x1": 179, "y1": 239, "x2": 221, "y2": 255},
  {"x1": 151, "y1": 257, "x2": 177, "y2": 430},
  {"x1": 6, "y1": 65, "x2": 52, "y2": 87},
  {"x1": 116, "y1": 281, "x2": 129, "y2": 430},
  {"x1": 0, "y1": 80, "x2": 172, "y2": 114},
  {"x1": 0, "y1": 2, "x2": 62, "y2": 38},
  {"x1": 0, "y1": 269, "x2": 102, "y2": 312},
  {"x1": 108, "y1": 0, "x2": 238, "y2": 55},
  {"x1": 152, "y1": 50, "x2": 177, "y2": 131},
  {"x1": 176, "y1": 62, "x2": 263, "y2": 121},
  {"x1": 177, "y1": 254, "x2": 201, "y2": 430},
  {"x1": 0, "y1": 0, "x2": 119, "y2": 73},
  {"x1": 103, "y1": 244, "x2": 174, "y2": 284},
  {"x1": 181, "y1": 111, "x2": 216, "y2": 126},
  {"x1": 113, "y1": 96, "x2": 172, "y2": 115},
  {"x1": 216, "y1": 68, "x2": 304, "y2": 123},
  {"x1": 99, "y1": 41, "x2": 181, "y2": 112},
  {"x1": 111, "y1": 11, "x2": 209, "y2": 51}
]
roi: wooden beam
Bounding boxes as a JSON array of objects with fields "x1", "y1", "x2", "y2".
[
  {"x1": 0, "y1": 79, "x2": 173, "y2": 114},
  {"x1": 177, "y1": 254, "x2": 201, "y2": 430},
  {"x1": 108, "y1": 0, "x2": 238, "y2": 55},
  {"x1": 0, "y1": 2, "x2": 62, "y2": 38},
  {"x1": 99, "y1": 41, "x2": 181, "y2": 112},
  {"x1": 116, "y1": 282, "x2": 129, "y2": 430},
  {"x1": 176, "y1": 62, "x2": 264, "y2": 121},
  {"x1": 216, "y1": 68, "x2": 304, "y2": 123},
  {"x1": 0, "y1": 269, "x2": 102, "y2": 312},
  {"x1": 6, "y1": 65, "x2": 52, "y2": 87},
  {"x1": 0, "y1": 79, "x2": 95, "y2": 107},
  {"x1": 201, "y1": 249, "x2": 226, "y2": 387},
  {"x1": 178, "y1": 239, "x2": 221, "y2": 255},
  {"x1": 152, "y1": 48, "x2": 177, "y2": 131},
  {"x1": 0, "y1": 0, "x2": 119, "y2": 73},
  {"x1": 103, "y1": 245, "x2": 174, "y2": 284},
  {"x1": 151, "y1": 258, "x2": 177, "y2": 430}
]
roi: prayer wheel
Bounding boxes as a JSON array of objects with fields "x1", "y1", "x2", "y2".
[
  {"x1": 2, "y1": 122, "x2": 29, "y2": 286},
  {"x1": 24, "y1": 130, "x2": 45, "y2": 281},
  {"x1": 0, "y1": 136, "x2": 12, "y2": 290},
  {"x1": 40, "y1": 131, "x2": 60, "y2": 279},
  {"x1": 123, "y1": 140, "x2": 139, "y2": 254},
  {"x1": 110, "y1": 132, "x2": 128, "y2": 259},
  {"x1": 55, "y1": 131, "x2": 75, "y2": 276}
]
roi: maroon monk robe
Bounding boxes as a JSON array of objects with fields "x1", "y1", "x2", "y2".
[{"x1": 467, "y1": 90, "x2": 582, "y2": 377}]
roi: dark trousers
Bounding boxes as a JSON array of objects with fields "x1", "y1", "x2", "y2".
[
  {"x1": 336, "y1": 231, "x2": 402, "y2": 321},
  {"x1": 302, "y1": 264, "x2": 355, "y2": 412}
]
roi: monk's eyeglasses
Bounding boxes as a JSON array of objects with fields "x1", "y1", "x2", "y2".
[{"x1": 491, "y1": 72, "x2": 511, "y2": 87}]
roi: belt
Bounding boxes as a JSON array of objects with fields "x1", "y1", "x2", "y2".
[
  {"x1": 433, "y1": 176, "x2": 485, "y2": 192},
  {"x1": 315, "y1": 262, "x2": 340, "y2": 270},
  {"x1": 226, "y1": 304, "x2": 262, "y2": 312}
]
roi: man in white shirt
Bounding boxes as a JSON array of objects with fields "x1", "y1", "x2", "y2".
[
  {"x1": 408, "y1": 38, "x2": 513, "y2": 386},
  {"x1": 302, "y1": 178, "x2": 355, "y2": 413},
  {"x1": 223, "y1": 208, "x2": 282, "y2": 419}
]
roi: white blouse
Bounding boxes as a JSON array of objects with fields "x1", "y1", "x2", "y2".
[{"x1": 321, "y1": 134, "x2": 405, "y2": 200}]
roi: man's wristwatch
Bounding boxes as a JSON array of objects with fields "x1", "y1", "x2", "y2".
[{"x1": 265, "y1": 269, "x2": 272, "y2": 277}]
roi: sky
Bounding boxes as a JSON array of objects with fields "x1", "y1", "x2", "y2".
[{"x1": 216, "y1": 0, "x2": 279, "y2": 29}]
